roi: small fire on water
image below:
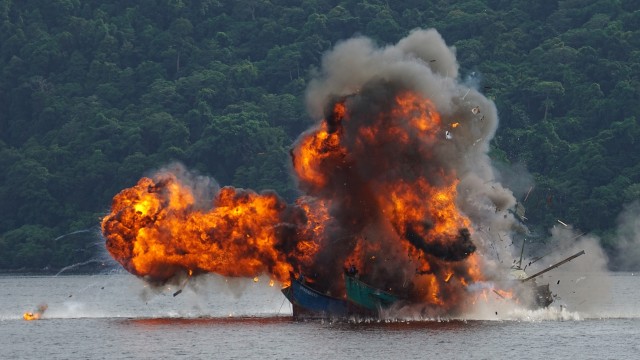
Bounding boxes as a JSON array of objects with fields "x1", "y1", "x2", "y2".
[{"x1": 23, "y1": 304, "x2": 48, "y2": 321}]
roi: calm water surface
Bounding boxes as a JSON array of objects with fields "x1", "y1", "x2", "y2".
[{"x1": 1, "y1": 273, "x2": 639, "y2": 359}]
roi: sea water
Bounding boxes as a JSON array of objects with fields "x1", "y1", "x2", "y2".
[{"x1": 1, "y1": 272, "x2": 639, "y2": 359}]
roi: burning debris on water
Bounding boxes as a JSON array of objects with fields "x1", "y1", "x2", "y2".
[
  {"x1": 23, "y1": 304, "x2": 48, "y2": 321},
  {"x1": 101, "y1": 29, "x2": 563, "y2": 315}
]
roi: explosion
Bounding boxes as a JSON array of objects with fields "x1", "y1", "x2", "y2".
[
  {"x1": 102, "y1": 176, "x2": 307, "y2": 284},
  {"x1": 102, "y1": 29, "x2": 513, "y2": 315}
]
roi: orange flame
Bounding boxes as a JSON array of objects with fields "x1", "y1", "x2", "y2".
[
  {"x1": 23, "y1": 304, "x2": 47, "y2": 321},
  {"x1": 291, "y1": 104, "x2": 346, "y2": 191},
  {"x1": 23, "y1": 312, "x2": 40, "y2": 321},
  {"x1": 102, "y1": 176, "x2": 314, "y2": 285}
]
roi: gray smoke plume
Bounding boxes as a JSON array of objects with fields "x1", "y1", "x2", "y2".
[
  {"x1": 534, "y1": 224, "x2": 610, "y2": 314},
  {"x1": 612, "y1": 201, "x2": 640, "y2": 271},
  {"x1": 307, "y1": 29, "x2": 461, "y2": 119}
]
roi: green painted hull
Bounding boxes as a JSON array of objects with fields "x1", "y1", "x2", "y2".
[{"x1": 345, "y1": 275, "x2": 399, "y2": 311}]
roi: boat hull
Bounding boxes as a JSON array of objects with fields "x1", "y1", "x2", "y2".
[
  {"x1": 281, "y1": 275, "x2": 349, "y2": 318},
  {"x1": 344, "y1": 275, "x2": 399, "y2": 313}
]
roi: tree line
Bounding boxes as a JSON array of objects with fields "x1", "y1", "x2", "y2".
[{"x1": 0, "y1": 0, "x2": 638, "y2": 270}]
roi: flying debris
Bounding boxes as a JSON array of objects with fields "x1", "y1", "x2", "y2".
[
  {"x1": 523, "y1": 186, "x2": 534, "y2": 202},
  {"x1": 471, "y1": 106, "x2": 481, "y2": 115},
  {"x1": 511, "y1": 202, "x2": 527, "y2": 222},
  {"x1": 445, "y1": 130, "x2": 453, "y2": 139},
  {"x1": 172, "y1": 270, "x2": 192, "y2": 297},
  {"x1": 492, "y1": 289, "x2": 506, "y2": 299},
  {"x1": 508, "y1": 240, "x2": 586, "y2": 308},
  {"x1": 521, "y1": 250, "x2": 585, "y2": 282}
]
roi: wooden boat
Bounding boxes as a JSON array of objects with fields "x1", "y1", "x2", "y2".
[
  {"x1": 344, "y1": 274, "x2": 400, "y2": 313},
  {"x1": 281, "y1": 273, "x2": 349, "y2": 318},
  {"x1": 281, "y1": 269, "x2": 402, "y2": 319}
]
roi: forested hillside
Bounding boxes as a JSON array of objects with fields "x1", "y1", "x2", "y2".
[{"x1": 1, "y1": 0, "x2": 638, "y2": 270}]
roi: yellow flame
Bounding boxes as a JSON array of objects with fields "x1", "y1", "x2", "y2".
[
  {"x1": 23, "y1": 304, "x2": 47, "y2": 321},
  {"x1": 23, "y1": 312, "x2": 39, "y2": 321}
]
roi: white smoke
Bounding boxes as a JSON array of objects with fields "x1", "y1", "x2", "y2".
[
  {"x1": 306, "y1": 29, "x2": 462, "y2": 119},
  {"x1": 612, "y1": 201, "x2": 640, "y2": 270}
]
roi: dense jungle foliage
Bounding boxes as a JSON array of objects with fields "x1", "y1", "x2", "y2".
[{"x1": 0, "y1": 0, "x2": 638, "y2": 270}]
